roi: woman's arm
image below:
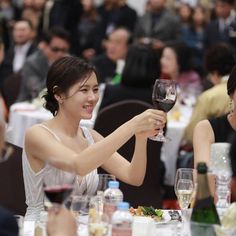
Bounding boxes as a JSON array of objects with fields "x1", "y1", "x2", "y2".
[
  {"x1": 25, "y1": 109, "x2": 166, "y2": 176},
  {"x1": 91, "y1": 130, "x2": 148, "y2": 186},
  {"x1": 193, "y1": 119, "x2": 215, "y2": 168}
]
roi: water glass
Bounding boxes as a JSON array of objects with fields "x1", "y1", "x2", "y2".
[{"x1": 88, "y1": 211, "x2": 109, "y2": 236}]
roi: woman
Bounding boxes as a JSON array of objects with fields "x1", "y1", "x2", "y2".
[
  {"x1": 193, "y1": 64, "x2": 236, "y2": 166},
  {"x1": 99, "y1": 44, "x2": 159, "y2": 110},
  {"x1": 23, "y1": 56, "x2": 166, "y2": 220},
  {"x1": 160, "y1": 42, "x2": 203, "y2": 105}
]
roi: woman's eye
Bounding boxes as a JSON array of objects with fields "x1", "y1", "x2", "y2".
[{"x1": 93, "y1": 88, "x2": 99, "y2": 93}]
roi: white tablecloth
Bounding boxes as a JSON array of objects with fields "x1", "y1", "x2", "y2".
[
  {"x1": 161, "y1": 106, "x2": 192, "y2": 186},
  {"x1": 7, "y1": 102, "x2": 95, "y2": 148}
]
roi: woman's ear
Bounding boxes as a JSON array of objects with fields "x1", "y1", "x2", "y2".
[{"x1": 53, "y1": 86, "x2": 64, "y2": 104}]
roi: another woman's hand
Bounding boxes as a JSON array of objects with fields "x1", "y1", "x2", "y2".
[
  {"x1": 131, "y1": 109, "x2": 166, "y2": 137},
  {"x1": 47, "y1": 207, "x2": 77, "y2": 236}
]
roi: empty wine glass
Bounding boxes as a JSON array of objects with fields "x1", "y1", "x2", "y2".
[
  {"x1": 96, "y1": 174, "x2": 116, "y2": 195},
  {"x1": 43, "y1": 160, "x2": 76, "y2": 209},
  {"x1": 150, "y1": 79, "x2": 177, "y2": 142}
]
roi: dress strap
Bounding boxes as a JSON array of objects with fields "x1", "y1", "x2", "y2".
[
  {"x1": 80, "y1": 126, "x2": 94, "y2": 145},
  {"x1": 37, "y1": 124, "x2": 61, "y2": 142}
]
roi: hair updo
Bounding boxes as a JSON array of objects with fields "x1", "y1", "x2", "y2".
[
  {"x1": 227, "y1": 65, "x2": 236, "y2": 96},
  {"x1": 43, "y1": 56, "x2": 97, "y2": 116}
]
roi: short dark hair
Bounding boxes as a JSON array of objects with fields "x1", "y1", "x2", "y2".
[
  {"x1": 227, "y1": 65, "x2": 236, "y2": 96},
  {"x1": 165, "y1": 42, "x2": 194, "y2": 73},
  {"x1": 205, "y1": 43, "x2": 235, "y2": 76},
  {"x1": 42, "y1": 27, "x2": 70, "y2": 45},
  {"x1": 43, "y1": 56, "x2": 97, "y2": 115},
  {"x1": 121, "y1": 44, "x2": 159, "y2": 88}
]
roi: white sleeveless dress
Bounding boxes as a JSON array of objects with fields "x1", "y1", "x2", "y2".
[{"x1": 22, "y1": 124, "x2": 99, "y2": 221}]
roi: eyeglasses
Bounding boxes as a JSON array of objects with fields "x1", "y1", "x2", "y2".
[
  {"x1": 0, "y1": 145, "x2": 13, "y2": 163},
  {"x1": 50, "y1": 46, "x2": 69, "y2": 53}
]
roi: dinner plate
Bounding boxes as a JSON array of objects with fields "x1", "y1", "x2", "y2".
[{"x1": 154, "y1": 211, "x2": 171, "y2": 225}]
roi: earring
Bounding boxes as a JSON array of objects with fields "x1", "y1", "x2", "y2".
[{"x1": 229, "y1": 99, "x2": 235, "y2": 116}]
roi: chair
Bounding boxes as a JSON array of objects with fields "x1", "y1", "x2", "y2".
[
  {"x1": 0, "y1": 142, "x2": 27, "y2": 215},
  {"x1": 0, "y1": 72, "x2": 22, "y2": 110},
  {"x1": 94, "y1": 100, "x2": 164, "y2": 208}
]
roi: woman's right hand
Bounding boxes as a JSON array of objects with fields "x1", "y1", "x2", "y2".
[{"x1": 130, "y1": 109, "x2": 166, "y2": 137}]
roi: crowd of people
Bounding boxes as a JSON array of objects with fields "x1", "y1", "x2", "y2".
[{"x1": 0, "y1": 0, "x2": 236, "y2": 233}]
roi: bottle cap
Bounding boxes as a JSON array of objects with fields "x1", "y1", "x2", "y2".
[
  {"x1": 197, "y1": 162, "x2": 208, "y2": 174},
  {"x1": 108, "y1": 180, "x2": 119, "y2": 188},
  {"x1": 117, "y1": 202, "x2": 130, "y2": 210}
]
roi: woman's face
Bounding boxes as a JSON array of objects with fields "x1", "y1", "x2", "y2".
[
  {"x1": 160, "y1": 47, "x2": 178, "y2": 77},
  {"x1": 61, "y1": 72, "x2": 99, "y2": 120},
  {"x1": 193, "y1": 7, "x2": 205, "y2": 26}
]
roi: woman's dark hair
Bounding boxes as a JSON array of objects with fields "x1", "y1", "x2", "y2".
[
  {"x1": 205, "y1": 43, "x2": 235, "y2": 76},
  {"x1": 165, "y1": 42, "x2": 194, "y2": 73},
  {"x1": 43, "y1": 56, "x2": 97, "y2": 116},
  {"x1": 121, "y1": 44, "x2": 159, "y2": 88},
  {"x1": 227, "y1": 65, "x2": 236, "y2": 96}
]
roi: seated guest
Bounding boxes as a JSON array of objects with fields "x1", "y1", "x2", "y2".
[
  {"x1": 23, "y1": 56, "x2": 167, "y2": 220},
  {"x1": 91, "y1": 27, "x2": 132, "y2": 83},
  {"x1": 229, "y1": 133, "x2": 236, "y2": 202},
  {"x1": 99, "y1": 44, "x2": 159, "y2": 110},
  {"x1": 184, "y1": 43, "x2": 236, "y2": 146},
  {"x1": 0, "y1": 19, "x2": 36, "y2": 86},
  {"x1": 160, "y1": 42, "x2": 203, "y2": 105},
  {"x1": 17, "y1": 27, "x2": 70, "y2": 102},
  {"x1": 0, "y1": 112, "x2": 18, "y2": 235},
  {"x1": 193, "y1": 64, "x2": 236, "y2": 167}
]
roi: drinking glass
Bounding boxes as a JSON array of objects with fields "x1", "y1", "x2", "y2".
[
  {"x1": 88, "y1": 209, "x2": 109, "y2": 236},
  {"x1": 150, "y1": 79, "x2": 177, "y2": 142},
  {"x1": 96, "y1": 174, "x2": 116, "y2": 195},
  {"x1": 175, "y1": 168, "x2": 196, "y2": 235},
  {"x1": 175, "y1": 168, "x2": 196, "y2": 209},
  {"x1": 43, "y1": 161, "x2": 75, "y2": 209}
]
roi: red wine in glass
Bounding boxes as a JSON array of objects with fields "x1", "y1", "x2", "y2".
[
  {"x1": 150, "y1": 79, "x2": 177, "y2": 142},
  {"x1": 44, "y1": 184, "x2": 74, "y2": 204},
  {"x1": 153, "y1": 99, "x2": 176, "y2": 113}
]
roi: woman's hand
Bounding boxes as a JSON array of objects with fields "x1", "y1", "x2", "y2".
[
  {"x1": 131, "y1": 109, "x2": 166, "y2": 138},
  {"x1": 47, "y1": 207, "x2": 77, "y2": 236}
]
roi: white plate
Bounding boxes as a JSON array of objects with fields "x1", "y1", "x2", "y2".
[{"x1": 154, "y1": 211, "x2": 171, "y2": 224}]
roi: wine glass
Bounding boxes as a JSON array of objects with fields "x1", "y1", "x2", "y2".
[
  {"x1": 43, "y1": 160, "x2": 76, "y2": 209},
  {"x1": 175, "y1": 168, "x2": 196, "y2": 234},
  {"x1": 150, "y1": 79, "x2": 177, "y2": 142}
]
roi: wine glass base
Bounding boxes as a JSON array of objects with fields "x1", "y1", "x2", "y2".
[{"x1": 149, "y1": 135, "x2": 171, "y2": 142}]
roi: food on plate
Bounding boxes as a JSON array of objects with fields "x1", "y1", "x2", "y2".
[{"x1": 129, "y1": 206, "x2": 164, "y2": 221}]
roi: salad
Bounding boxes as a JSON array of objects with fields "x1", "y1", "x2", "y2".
[{"x1": 130, "y1": 206, "x2": 164, "y2": 221}]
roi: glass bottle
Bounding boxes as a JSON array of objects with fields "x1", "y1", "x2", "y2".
[{"x1": 190, "y1": 162, "x2": 220, "y2": 236}]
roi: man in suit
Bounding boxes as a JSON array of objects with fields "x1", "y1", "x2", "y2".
[
  {"x1": 134, "y1": 0, "x2": 181, "y2": 51},
  {"x1": 0, "y1": 19, "x2": 37, "y2": 87},
  {"x1": 17, "y1": 27, "x2": 70, "y2": 102},
  {"x1": 204, "y1": 0, "x2": 236, "y2": 49},
  {"x1": 0, "y1": 113, "x2": 18, "y2": 236},
  {"x1": 91, "y1": 27, "x2": 131, "y2": 83}
]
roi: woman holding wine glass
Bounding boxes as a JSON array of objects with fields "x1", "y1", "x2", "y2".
[{"x1": 22, "y1": 56, "x2": 167, "y2": 220}]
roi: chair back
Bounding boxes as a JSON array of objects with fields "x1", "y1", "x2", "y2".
[
  {"x1": 94, "y1": 100, "x2": 164, "y2": 208},
  {"x1": 0, "y1": 142, "x2": 27, "y2": 215}
]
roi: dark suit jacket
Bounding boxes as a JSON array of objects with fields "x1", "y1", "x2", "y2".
[
  {"x1": 99, "y1": 83, "x2": 153, "y2": 111},
  {"x1": 91, "y1": 54, "x2": 116, "y2": 83},
  {"x1": 17, "y1": 49, "x2": 49, "y2": 102},
  {"x1": 204, "y1": 17, "x2": 236, "y2": 49},
  {"x1": 0, "y1": 43, "x2": 37, "y2": 87},
  {"x1": 0, "y1": 207, "x2": 18, "y2": 236},
  {"x1": 134, "y1": 9, "x2": 181, "y2": 44}
]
